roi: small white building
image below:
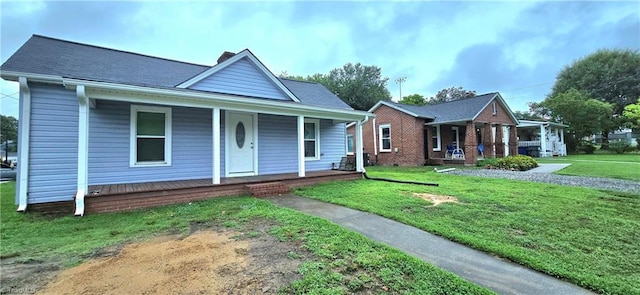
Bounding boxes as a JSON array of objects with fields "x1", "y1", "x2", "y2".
[{"x1": 517, "y1": 120, "x2": 568, "y2": 157}]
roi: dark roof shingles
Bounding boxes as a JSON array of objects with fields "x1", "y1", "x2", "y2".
[
  {"x1": 388, "y1": 93, "x2": 497, "y2": 123},
  {"x1": 1, "y1": 35, "x2": 209, "y2": 88},
  {"x1": 1, "y1": 35, "x2": 351, "y2": 110},
  {"x1": 279, "y1": 78, "x2": 352, "y2": 110}
]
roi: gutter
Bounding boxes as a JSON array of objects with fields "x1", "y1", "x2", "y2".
[
  {"x1": 1, "y1": 71, "x2": 373, "y2": 121},
  {"x1": 61, "y1": 78, "x2": 372, "y2": 122}
]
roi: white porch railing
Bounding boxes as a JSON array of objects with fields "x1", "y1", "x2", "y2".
[
  {"x1": 518, "y1": 140, "x2": 566, "y2": 157},
  {"x1": 518, "y1": 140, "x2": 540, "y2": 147}
]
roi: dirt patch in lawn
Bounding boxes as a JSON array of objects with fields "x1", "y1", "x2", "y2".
[
  {"x1": 413, "y1": 193, "x2": 460, "y2": 206},
  {"x1": 1, "y1": 222, "x2": 308, "y2": 295}
]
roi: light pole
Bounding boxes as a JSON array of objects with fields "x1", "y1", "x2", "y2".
[{"x1": 395, "y1": 77, "x2": 406, "y2": 100}]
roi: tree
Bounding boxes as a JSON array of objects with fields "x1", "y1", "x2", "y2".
[
  {"x1": 1, "y1": 115, "x2": 18, "y2": 163},
  {"x1": 548, "y1": 49, "x2": 640, "y2": 144},
  {"x1": 623, "y1": 98, "x2": 640, "y2": 129},
  {"x1": 513, "y1": 110, "x2": 544, "y2": 121},
  {"x1": 398, "y1": 94, "x2": 426, "y2": 106},
  {"x1": 542, "y1": 88, "x2": 613, "y2": 140},
  {"x1": 426, "y1": 86, "x2": 476, "y2": 105},
  {"x1": 284, "y1": 63, "x2": 392, "y2": 110},
  {"x1": 323, "y1": 63, "x2": 392, "y2": 110}
]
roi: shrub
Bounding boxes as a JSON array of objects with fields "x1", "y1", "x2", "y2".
[
  {"x1": 577, "y1": 140, "x2": 596, "y2": 154},
  {"x1": 476, "y1": 158, "x2": 499, "y2": 168},
  {"x1": 609, "y1": 141, "x2": 632, "y2": 154},
  {"x1": 494, "y1": 155, "x2": 538, "y2": 171}
]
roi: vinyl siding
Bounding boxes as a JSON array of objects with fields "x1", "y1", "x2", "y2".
[
  {"x1": 258, "y1": 115, "x2": 345, "y2": 174},
  {"x1": 306, "y1": 120, "x2": 346, "y2": 171},
  {"x1": 190, "y1": 57, "x2": 290, "y2": 101},
  {"x1": 88, "y1": 101, "x2": 220, "y2": 184},
  {"x1": 27, "y1": 84, "x2": 79, "y2": 204},
  {"x1": 258, "y1": 114, "x2": 298, "y2": 174}
]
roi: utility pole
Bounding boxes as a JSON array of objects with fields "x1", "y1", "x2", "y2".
[{"x1": 395, "y1": 77, "x2": 406, "y2": 100}]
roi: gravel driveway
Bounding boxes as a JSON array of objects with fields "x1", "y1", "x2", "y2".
[{"x1": 447, "y1": 168, "x2": 640, "y2": 194}]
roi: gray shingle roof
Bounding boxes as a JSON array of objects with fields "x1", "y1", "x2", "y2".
[
  {"x1": 1, "y1": 35, "x2": 209, "y2": 88},
  {"x1": 1, "y1": 35, "x2": 351, "y2": 110},
  {"x1": 387, "y1": 93, "x2": 498, "y2": 123},
  {"x1": 279, "y1": 78, "x2": 352, "y2": 110}
]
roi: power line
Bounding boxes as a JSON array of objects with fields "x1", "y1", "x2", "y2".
[
  {"x1": 501, "y1": 81, "x2": 555, "y2": 93},
  {"x1": 0, "y1": 93, "x2": 18, "y2": 100}
]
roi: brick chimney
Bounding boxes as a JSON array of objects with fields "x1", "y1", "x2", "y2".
[{"x1": 217, "y1": 51, "x2": 236, "y2": 64}]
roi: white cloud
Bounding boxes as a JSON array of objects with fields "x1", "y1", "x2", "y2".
[{"x1": 0, "y1": 0, "x2": 638, "y2": 117}]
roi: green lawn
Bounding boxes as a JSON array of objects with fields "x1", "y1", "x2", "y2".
[
  {"x1": 536, "y1": 154, "x2": 640, "y2": 181},
  {"x1": 0, "y1": 182, "x2": 490, "y2": 294},
  {"x1": 296, "y1": 166, "x2": 640, "y2": 295}
]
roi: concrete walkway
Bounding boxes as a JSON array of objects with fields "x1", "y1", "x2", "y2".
[
  {"x1": 270, "y1": 195, "x2": 593, "y2": 295},
  {"x1": 523, "y1": 163, "x2": 571, "y2": 174}
]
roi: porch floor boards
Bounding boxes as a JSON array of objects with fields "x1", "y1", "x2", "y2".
[
  {"x1": 82, "y1": 170, "x2": 362, "y2": 214},
  {"x1": 88, "y1": 170, "x2": 357, "y2": 197}
]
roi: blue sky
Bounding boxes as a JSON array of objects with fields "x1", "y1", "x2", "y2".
[{"x1": 1, "y1": 1, "x2": 638, "y2": 117}]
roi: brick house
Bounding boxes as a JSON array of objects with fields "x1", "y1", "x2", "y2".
[{"x1": 347, "y1": 92, "x2": 520, "y2": 166}]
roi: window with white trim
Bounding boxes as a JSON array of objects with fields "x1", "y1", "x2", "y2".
[
  {"x1": 492, "y1": 101, "x2": 497, "y2": 115},
  {"x1": 130, "y1": 105, "x2": 172, "y2": 166},
  {"x1": 432, "y1": 125, "x2": 441, "y2": 151},
  {"x1": 379, "y1": 124, "x2": 391, "y2": 152},
  {"x1": 346, "y1": 134, "x2": 354, "y2": 155},
  {"x1": 304, "y1": 119, "x2": 320, "y2": 160}
]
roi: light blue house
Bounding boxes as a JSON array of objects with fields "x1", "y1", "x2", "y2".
[{"x1": 1, "y1": 35, "x2": 372, "y2": 214}]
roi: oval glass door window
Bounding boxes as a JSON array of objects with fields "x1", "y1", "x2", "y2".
[{"x1": 235, "y1": 122, "x2": 245, "y2": 148}]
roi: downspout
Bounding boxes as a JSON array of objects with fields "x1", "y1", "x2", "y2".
[
  {"x1": 355, "y1": 116, "x2": 369, "y2": 172},
  {"x1": 372, "y1": 117, "x2": 378, "y2": 164},
  {"x1": 75, "y1": 85, "x2": 89, "y2": 216},
  {"x1": 16, "y1": 77, "x2": 31, "y2": 212},
  {"x1": 297, "y1": 115, "x2": 305, "y2": 177}
]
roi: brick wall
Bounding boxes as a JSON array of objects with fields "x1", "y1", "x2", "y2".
[
  {"x1": 476, "y1": 99, "x2": 517, "y2": 125},
  {"x1": 347, "y1": 98, "x2": 519, "y2": 166},
  {"x1": 351, "y1": 105, "x2": 426, "y2": 166}
]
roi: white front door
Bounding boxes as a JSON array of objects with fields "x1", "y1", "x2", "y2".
[{"x1": 227, "y1": 112, "x2": 256, "y2": 176}]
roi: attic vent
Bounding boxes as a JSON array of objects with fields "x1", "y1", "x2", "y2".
[{"x1": 217, "y1": 51, "x2": 236, "y2": 64}]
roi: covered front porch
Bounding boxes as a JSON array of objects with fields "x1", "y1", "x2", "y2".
[
  {"x1": 517, "y1": 120, "x2": 567, "y2": 157},
  {"x1": 426, "y1": 120, "x2": 518, "y2": 165},
  {"x1": 65, "y1": 83, "x2": 372, "y2": 215}
]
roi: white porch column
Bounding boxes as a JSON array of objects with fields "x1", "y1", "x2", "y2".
[
  {"x1": 355, "y1": 120, "x2": 364, "y2": 172},
  {"x1": 560, "y1": 128, "x2": 565, "y2": 143},
  {"x1": 212, "y1": 108, "x2": 221, "y2": 184},
  {"x1": 16, "y1": 77, "x2": 31, "y2": 212},
  {"x1": 77, "y1": 85, "x2": 89, "y2": 195},
  {"x1": 297, "y1": 115, "x2": 305, "y2": 177},
  {"x1": 540, "y1": 124, "x2": 547, "y2": 157}
]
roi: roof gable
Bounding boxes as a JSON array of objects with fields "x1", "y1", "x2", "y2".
[
  {"x1": 368, "y1": 100, "x2": 433, "y2": 118},
  {"x1": 177, "y1": 50, "x2": 298, "y2": 102}
]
